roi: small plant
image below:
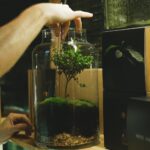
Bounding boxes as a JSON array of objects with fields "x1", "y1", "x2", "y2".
[
  {"x1": 53, "y1": 44, "x2": 93, "y2": 98},
  {"x1": 105, "y1": 41, "x2": 144, "y2": 64}
]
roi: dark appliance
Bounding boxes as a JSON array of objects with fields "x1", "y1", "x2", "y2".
[
  {"x1": 102, "y1": 26, "x2": 150, "y2": 150},
  {"x1": 127, "y1": 97, "x2": 150, "y2": 150}
]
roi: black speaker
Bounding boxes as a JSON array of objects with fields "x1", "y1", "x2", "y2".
[
  {"x1": 128, "y1": 97, "x2": 150, "y2": 150},
  {"x1": 102, "y1": 27, "x2": 150, "y2": 150}
]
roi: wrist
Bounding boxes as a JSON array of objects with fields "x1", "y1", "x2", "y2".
[
  {"x1": 24, "y1": 3, "x2": 48, "y2": 26},
  {"x1": 33, "y1": 3, "x2": 53, "y2": 25}
]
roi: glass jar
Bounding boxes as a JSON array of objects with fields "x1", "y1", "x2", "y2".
[
  {"x1": 32, "y1": 28, "x2": 100, "y2": 149},
  {"x1": 32, "y1": 27, "x2": 56, "y2": 148}
]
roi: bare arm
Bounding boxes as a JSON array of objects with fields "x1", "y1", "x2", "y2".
[{"x1": 0, "y1": 3, "x2": 93, "y2": 77}]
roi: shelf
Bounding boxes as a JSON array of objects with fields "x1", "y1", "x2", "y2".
[{"x1": 10, "y1": 134, "x2": 106, "y2": 150}]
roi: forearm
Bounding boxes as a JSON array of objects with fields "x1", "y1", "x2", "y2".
[{"x1": 0, "y1": 4, "x2": 47, "y2": 77}]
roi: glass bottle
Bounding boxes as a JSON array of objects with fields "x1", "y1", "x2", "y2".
[
  {"x1": 32, "y1": 27, "x2": 100, "y2": 149},
  {"x1": 32, "y1": 27, "x2": 56, "y2": 148}
]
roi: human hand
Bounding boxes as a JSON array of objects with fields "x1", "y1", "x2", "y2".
[
  {"x1": 0, "y1": 113, "x2": 32, "y2": 144},
  {"x1": 35, "y1": 3, "x2": 93, "y2": 39}
]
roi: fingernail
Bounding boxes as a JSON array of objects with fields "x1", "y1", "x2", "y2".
[{"x1": 89, "y1": 13, "x2": 93, "y2": 17}]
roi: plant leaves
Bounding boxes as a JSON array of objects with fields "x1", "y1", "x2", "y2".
[
  {"x1": 115, "y1": 49, "x2": 123, "y2": 59},
  {"x1": 104, "y1": 45, "x2": 119, "y2": 55},
  {"x1": 126, "y1": 48, "x2": 144, "y2": 63}
]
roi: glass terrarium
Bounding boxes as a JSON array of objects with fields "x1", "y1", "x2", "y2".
[{"x1": 32, "y1": 27, "x2": 100, "y2": 149}]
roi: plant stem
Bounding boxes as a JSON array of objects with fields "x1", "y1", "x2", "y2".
[{"x1": 65, "y1": 77, "x2": 70, "y2": 98}]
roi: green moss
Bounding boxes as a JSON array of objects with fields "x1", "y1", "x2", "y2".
[
  {"x1": 68, "y1": 99, "x2": 96, "y2": 107},
  {"x1": 40, "y1": 97, "x2": 67, "y2": 106},
  {"x1": 39, "y1": 97, "x2": 97, "y2": 108}
]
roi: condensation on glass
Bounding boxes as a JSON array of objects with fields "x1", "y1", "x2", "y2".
[
  {"x1": 128, "y1": 0, "x2": 150, "y2": 26},
  {"x1": 104, "y1": 0, "x2": 128, "y2": 29},
  {"x1": 104, "y1": 0, "x2": 150, "y2": 29}
]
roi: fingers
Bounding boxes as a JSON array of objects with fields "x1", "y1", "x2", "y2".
[
  {"x1": 12, "y1": 123, "x2": 28, "y2": 132},
  {"x1": 51, "y1": 21, "x2": 70, "y2": 40},
  {"x1": 61, "y1": 10, "x2": 92, "y2": 38},
  {"x1": 8, "y1": 113, "x2": 32, "y2": 127},
  {"x1": 61, "y1": 21, "x2": 70, "y2": 40},
  {"x1": 51, "y1": 23, "x2": 61, "y2": 37},
  {"x1": 74, "y1": 11, "x2": 93, "y2": 18},
  {"x1": 12, "y1": 123, "x2": 32, "y2": 136},
  {"x1": 7, "y1": 113, "x2": 33, "y2": 136},
  {"x1": 42, "y1": 3, "x2": 93, "y2": 40},
  {"x1": 74, "y1": 17, "x2": 82, "y2": 33}
]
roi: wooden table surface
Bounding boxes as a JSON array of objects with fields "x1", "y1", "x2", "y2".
[{"x1": 10, "y1": 134, "x2": 106, "y2": 150}]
